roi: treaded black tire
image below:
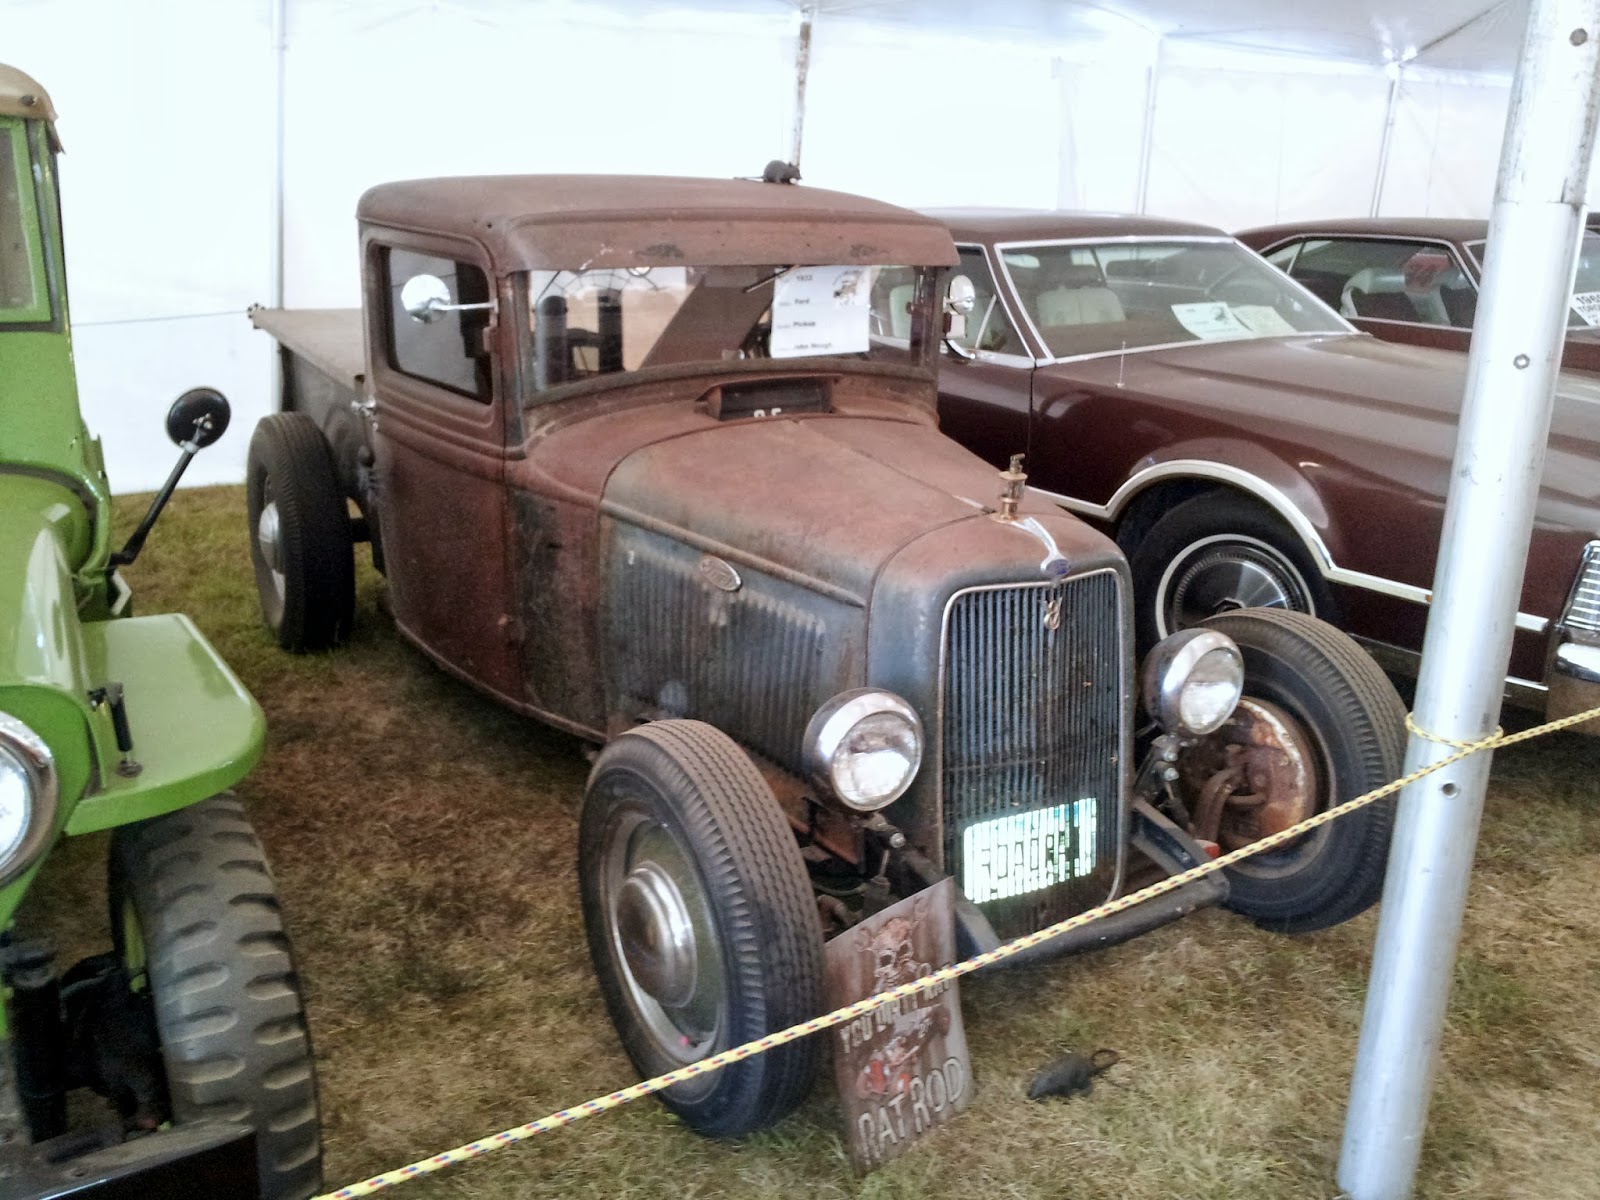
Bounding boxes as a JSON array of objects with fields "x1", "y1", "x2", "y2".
[
  {"x1": 579, "y1": 720, "x2": 824, "y2": 1138},
  {"x1": 1129, "y1": 490, "x2": 1335, "y2": 656},
  {"x1": 246, "y1": 412, "x2": 355, "y2": 653},
  {"x1": 110, "y1": 795, "x2": 322, "y2": 1200},
  {"x1": 1195, "y1": 609, "x2": 1406, "y2": 934}
]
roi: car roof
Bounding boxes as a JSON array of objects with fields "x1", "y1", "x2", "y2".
[
  {"x1": 358, "y1": 174, "x2": 959, "y2": 272},
  {"x1": 1237, "y1": 216, "x2": 1491, "y2": 246},
  {"x1": 924, "y1": 208, "x2": 1229, "y2": 243}
]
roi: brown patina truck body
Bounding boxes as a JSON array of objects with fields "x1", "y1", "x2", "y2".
[{"x1": 245, "y1": 174, "x2": 1403, "y2": 1137}]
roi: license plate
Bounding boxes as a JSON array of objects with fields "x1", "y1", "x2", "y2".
[{"x1": 960, "y1": 801, "x2": 1098, "y2": 903}]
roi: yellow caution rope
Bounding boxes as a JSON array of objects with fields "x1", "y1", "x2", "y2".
[{"x1": 318, "y1": 702, "x2": 1600, "y2": 1199}]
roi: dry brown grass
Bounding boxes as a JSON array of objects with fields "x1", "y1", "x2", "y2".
[{"x1": 22, "y1": 483, "x2": 1600, "y2": 1199}]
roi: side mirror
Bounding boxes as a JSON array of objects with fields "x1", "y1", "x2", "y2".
[
  {"x1": 943, "y1": 274, "x2": 977, "y2": 359},
  {"x1": 112, "y1": 388, "x2": 232, "y2": 567},
  {"x1": 165, "y1": 387, "x2": 230, "y2": 449},
  {"x1": 400, "y1": 273, "x2": 494, "y2": 324}
]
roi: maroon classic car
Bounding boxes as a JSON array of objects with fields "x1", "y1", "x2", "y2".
[
  {"x1": 1236, "y1": 216, "x2": 1600, "y2": 375},
  {"x1": 927, "y1": 210, "x2": 1600, "y2": 728}
]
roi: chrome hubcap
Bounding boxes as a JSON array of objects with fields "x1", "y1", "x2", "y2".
[
  {"x1": 1158, "y1": 534, "x2": 1314, "y2": 638},
  {"x1": 615, "y1": 861, "x2": 698, "y2": 1008},
  {"x1": 257, "y1": 500, "x2": 286, "y2": 599},
  {"x1": 602, "y1": 810, "x2": 724, "y2": 1071}
]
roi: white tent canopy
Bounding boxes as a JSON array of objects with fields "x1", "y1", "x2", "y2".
[{"x1": 5, "y1": 0, "x2": 1548, "y2": 491}]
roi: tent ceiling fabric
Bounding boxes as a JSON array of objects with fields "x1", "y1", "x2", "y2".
[{"x1": 606, "y1": 0, "x2": 1528, "y2": 72}]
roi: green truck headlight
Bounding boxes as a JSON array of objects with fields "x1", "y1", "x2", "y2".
[{"x1": 0, "y1": 713, "x2": 58, "y2": 885}]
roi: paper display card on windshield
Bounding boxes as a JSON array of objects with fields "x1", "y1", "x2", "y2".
[
  {"x1": 1572, "y1": 290, "x2": 1600, "y2": 327},
  {"x1": 772, "y1": 266, "x2": 872, "y2": 358},
  {"x1": 1170, "y1": 301, "x2": 1253, "y2": 340}
]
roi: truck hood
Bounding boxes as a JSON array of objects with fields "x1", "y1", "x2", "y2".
[
  {"x1": 1093, "y1": 333, "x2": 1600, "y2": 517},
  {"x1": 601, "y1": 415, "x2": 1113, "y2": 601}
]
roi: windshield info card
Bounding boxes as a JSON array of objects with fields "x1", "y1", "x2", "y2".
[{"x1": 772, "y1": 266, "x2": 872, "y2": 357}]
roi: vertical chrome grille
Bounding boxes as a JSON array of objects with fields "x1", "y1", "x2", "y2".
[
  {"x1": 940, "y1": 570, "x2": 1125, "y2": 938},
  {"x1": 1563, "y1": 541, "x2": 1600, "y2": 633}
]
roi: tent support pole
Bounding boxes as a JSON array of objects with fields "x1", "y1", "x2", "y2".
[
  {"x1": 1370, "y1": 69, "x2": 1401, "y2": 216},
  {"x1": 790, "y1": 5, "x2": 815, "y2": 172},
  {"x1": 1338, "y1": 3, "x2": 1600, "y2": 1197},
  {"x1": 269, "y1": 0, "x2": 288, "y2": 412},
  {"x1": 1134, "y1": 37, "x2": 1162, "y2": 213}
]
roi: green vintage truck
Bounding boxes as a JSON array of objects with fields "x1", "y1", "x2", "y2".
[{"x1": 0, "y1": 65, "x2": 320, "y2": 1199}]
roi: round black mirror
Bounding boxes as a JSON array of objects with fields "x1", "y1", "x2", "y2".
[{"x1": 166, "y1": 387, "x2": 231, "y2": 449}]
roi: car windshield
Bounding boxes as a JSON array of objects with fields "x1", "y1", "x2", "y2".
[
  {"x1": 515, "y1": 263, "x2": 936, "y2": 395},
  {"x1": 998, "y1": 239, "x2": 1348, "y2": 359}
]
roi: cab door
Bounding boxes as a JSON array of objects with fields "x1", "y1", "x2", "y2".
[
  {"x1": 935, "y1": 244, "x2": 1037, "y2": 469},
  {"x1": 365, "y1": 238, "x2": 522, "y2": 700}
]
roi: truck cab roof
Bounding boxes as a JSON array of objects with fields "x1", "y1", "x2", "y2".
[
  {"x1": 0, "y1": 64, "x2": 60, "y2": 149},
  {"x1": 357, "y1": 174, "x2": 959, "y2": 272}
]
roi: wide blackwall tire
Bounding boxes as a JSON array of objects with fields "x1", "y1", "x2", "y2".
[
  {"x1": 1181, "y1": 609, "x2": 1406, "y2": 934},
  {"x1": 579, "y1": 720, "x2": 825, "y2": 1138},
  {"x1": 110, "y1": 795, "x2": 322, "y2": 1200},
  {"x1": 1130, "y1": 491, "x2": 1335, "y2": 656},
  {"x1": 246, "y1": 412, "x2": 355, "y2": 653}
]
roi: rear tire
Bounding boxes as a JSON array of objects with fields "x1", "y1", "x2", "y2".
[
  {"x1": 1179, "y1": 609, "x2": 1405, "y2": 933},
  {"x1": 579, "y1": 720, "x2": 824, "y2": 1137},
  {"x1": 247, "y1": 412, "x2": 354, "y2": 653},
  {"x1": 110, "y1": 795, "x2": 322, "y2": 1200}
]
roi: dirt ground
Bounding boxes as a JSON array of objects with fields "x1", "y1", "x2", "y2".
[{"x1": 23, "y1": 484, "x2": 1600, "y2": 1199}]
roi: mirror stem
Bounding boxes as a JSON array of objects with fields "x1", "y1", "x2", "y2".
[{"x1": 110, "y1": 443, "x2": 199, "y2": 567}]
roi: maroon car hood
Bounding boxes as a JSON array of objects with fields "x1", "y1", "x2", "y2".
[{"x1": 1079, "y1": 333, "x2": 1600, "y2": 513}]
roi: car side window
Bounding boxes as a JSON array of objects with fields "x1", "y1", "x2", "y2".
[
  {"x1": 948, "y1": 246, "x2": 1019, "y2": 355},
  {"x1": 383, "y1": 246, "x2": 493, "y2": 401},
  {"x1": 1284, "y1": 238, "x2": 1475, "y2": 329}
]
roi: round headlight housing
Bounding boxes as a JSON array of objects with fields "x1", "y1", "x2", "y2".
[
  {"x1": 0, "y1": 713, "x2": 57, "y2": 886},
  {"x1": 802, "y1": 689, "x2": 923, "y2": 812},
  {"x1": 1140, "y1": 629, "x2": 1245, "y2": 737}
]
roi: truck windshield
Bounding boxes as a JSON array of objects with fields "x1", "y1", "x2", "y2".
[
  {"x1": 999, "y1": 238, "x2": 1348, "y2": 360},
  {"x1": 0, "y1": 120, "x2": 50, "y2": 324},
  {"x1": 516, "y1": 263, "x2": 937, "y2": 394}
]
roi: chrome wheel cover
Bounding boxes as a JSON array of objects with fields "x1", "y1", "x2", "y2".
[
  {"x1": 600, "y1": 805, "x2": 726, "y2": 1094},
  {"x1": 1156, "y1": 533, "x2": 1315, "y2": 639}
]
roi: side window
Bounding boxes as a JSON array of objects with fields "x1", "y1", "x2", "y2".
[
  {"x1": 0, "y1": 121, "x2": 49, "y2": 323},
  {"x1": 384, "y1": 246, "x2": 492, "y2": 400},
  {"x1": 1287, "y1": 238, "x2": 1474, "y2": 327},
  {"x1": 948, "y1": 246, "x2": 1019, "y2": 355},
  {"x1": 1264, "y1": 241, "x2": 1304, "y2": 270}
]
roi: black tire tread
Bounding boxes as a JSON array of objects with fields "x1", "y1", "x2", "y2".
[
  {"x1": 580, "y1": 720, "x2": 824, "y2": 1138},
  {"x1": 246, "y1": 413, "x2": 355, "y2": 653},
  {"x1": 110, "y1": 795, "x2": 322, "y2": 1198},
  {"x1": 1200, "y1": 609, "x2": 1406, "y2": 933}
]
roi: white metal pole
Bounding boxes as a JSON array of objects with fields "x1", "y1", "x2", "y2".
[
  {"x1": 1338, "y1": 3, "x2": 1600, "y2": 1197},
  {"x1": 790, "y1": 5, "x2": 814, "y2": 172}
]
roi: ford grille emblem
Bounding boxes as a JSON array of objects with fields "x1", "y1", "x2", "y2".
[{"x1": 698, "y1": 555, "x2": 742, "y2": 593}]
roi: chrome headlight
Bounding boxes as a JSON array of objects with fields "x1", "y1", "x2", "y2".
[
  {"x1": 1141, "y1": 629, "x2": 1245, "y2": 737},
  {"x1": 0, "y1": 713, "x2": 58, "y2": 886},
  {"x1": 802, "y1": 689, "x2": 923, "y2": 812}
]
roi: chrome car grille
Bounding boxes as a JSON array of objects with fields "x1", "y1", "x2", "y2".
[
  {"x1": 940, "y1": 570, "x2": 1125, "y2": 938},
  {"x1": 1563, "y1": 541, "x2": 1600, "y2": 633}
]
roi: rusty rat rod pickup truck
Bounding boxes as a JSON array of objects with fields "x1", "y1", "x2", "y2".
[{"x1": 244, "y1": 172, "x2": 1404, "y2": 1137}]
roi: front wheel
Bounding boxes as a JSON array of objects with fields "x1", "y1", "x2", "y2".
[
  {"x1": 1172, "y1": 609, "x2": 1406, "y2": 934},
  {"x1": 579, "y1": 720, "x2": 824, "y2": 1137},
  {"x1": 110, "y1": 795, "x2": 322, "y2": 1200},
  {"x1": 1129, "y1": 491, "x2": 1333, "y2": 655}
]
